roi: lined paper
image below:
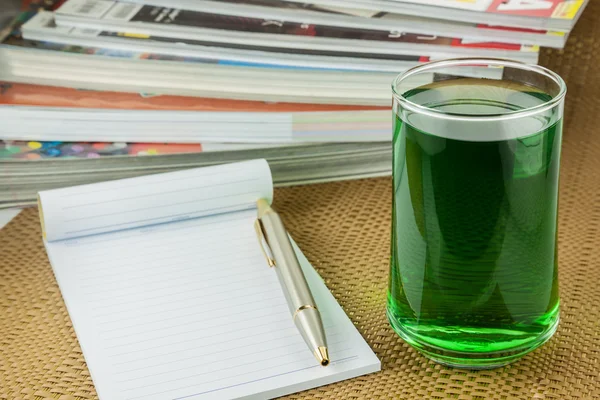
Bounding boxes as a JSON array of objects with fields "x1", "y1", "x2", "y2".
[
  {"x1": 40, "y1": 161, "x2": 380, "y2": 399},
  {"x1": 39, "y1": 159, "x2": 273, "y2": 241}
]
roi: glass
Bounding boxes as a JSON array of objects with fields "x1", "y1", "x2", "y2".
[{"x1": 387, "y1": 58, "x2": 566, "y2": 369}]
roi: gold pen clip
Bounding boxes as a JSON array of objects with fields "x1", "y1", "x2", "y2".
[{"x1": 254, "y1": 219, "x2": 275, "y2": 267}]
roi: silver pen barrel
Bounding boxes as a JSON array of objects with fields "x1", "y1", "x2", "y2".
[{"x1": 256, "y1": 199, "x2": 329, "y2": 366}]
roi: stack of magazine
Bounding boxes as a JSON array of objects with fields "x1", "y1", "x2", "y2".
[{"x1": 0, "y1": 0, "x2": 589, "y2": 207}]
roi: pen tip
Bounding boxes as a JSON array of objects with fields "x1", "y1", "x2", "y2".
[{"x1": 316, "y1": 346, "x2": 330, "y2": 366}]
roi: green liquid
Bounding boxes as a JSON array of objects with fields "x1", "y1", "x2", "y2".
[{"x1": 388, "y1": 79, "x2": 561, "y2": 368}]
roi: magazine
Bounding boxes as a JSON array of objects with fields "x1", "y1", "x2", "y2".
[
  {"x1": 53, "y1": 0, "x2": 560, "y2": 48},
  {"x1": 1, "y1": 140, "x2": 204, "y2": 159},
  {"x1": 0, "y1": 82, "x2": 385, "y2": 111},
  {"x1": 26, "y1": 9, "x2": 538, "y2": 64},
  {"x1": 23, "y1": 12, "x2": 433, "y2": 73},
  {"x1": 0, "y1": 142, "x2": 393, "y2": 208},
  {"x1": 277, "y1": 0, "x2": 588, "y2": 31},
  {"x1": 390, "y1": 0, "x2": 586, "y2": 18}
]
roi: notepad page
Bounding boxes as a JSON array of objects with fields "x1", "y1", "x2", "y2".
[
  {"x1": 38, "y1": 159, "x2": 273, "y2": 242},
  {"x1": 44, "y1": 208, "x2": 380, "y2": 400}
]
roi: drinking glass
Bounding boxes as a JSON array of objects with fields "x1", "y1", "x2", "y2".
[{"x1": 387, "y1": 58, "x2": 566, "y2": 369}]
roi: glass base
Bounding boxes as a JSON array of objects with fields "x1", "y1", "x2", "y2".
[{"x1": 386, "y1": 308, "x2": 559, "y2": 370}]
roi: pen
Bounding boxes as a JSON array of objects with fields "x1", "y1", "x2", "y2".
[{"x1": 254, "y1": 199, "x2": 330, "y2": 366}]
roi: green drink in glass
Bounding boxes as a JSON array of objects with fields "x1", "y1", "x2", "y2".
[{"x1": 387, "y1": 59, "x2": 566, "y2": 368}]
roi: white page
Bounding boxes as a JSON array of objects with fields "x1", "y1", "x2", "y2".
[
  {"x1": 38, "y1": 159, "x2": 273, "y2": 241},
  {"x1": 44, "y1": 209, "x2": 380, "y2": 400}
]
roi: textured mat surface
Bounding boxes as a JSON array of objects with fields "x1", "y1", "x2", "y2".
[{"x1": 2, "y1": 3, "x2": 600, "y2": 399}]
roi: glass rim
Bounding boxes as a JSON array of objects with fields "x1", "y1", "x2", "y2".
[{"x1": 392, "y1": 58, "x2": 567, "y2": 122}]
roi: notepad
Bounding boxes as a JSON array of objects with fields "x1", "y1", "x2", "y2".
[{"x1": 38, "y1": 159, "x2": 380, "y2": 400}]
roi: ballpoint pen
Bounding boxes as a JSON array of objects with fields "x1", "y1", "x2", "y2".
[{"x1": 254, "y1": 198, "x2": 330, "y2": 366}]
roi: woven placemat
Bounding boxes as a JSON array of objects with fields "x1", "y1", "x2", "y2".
[{"x1": 2, "y1": 3, "x2": 600, "y2": 399}]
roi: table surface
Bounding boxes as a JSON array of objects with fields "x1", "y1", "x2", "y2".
[{"x1": 2, "y1": 3, "x2": 600, "y2": 399}]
